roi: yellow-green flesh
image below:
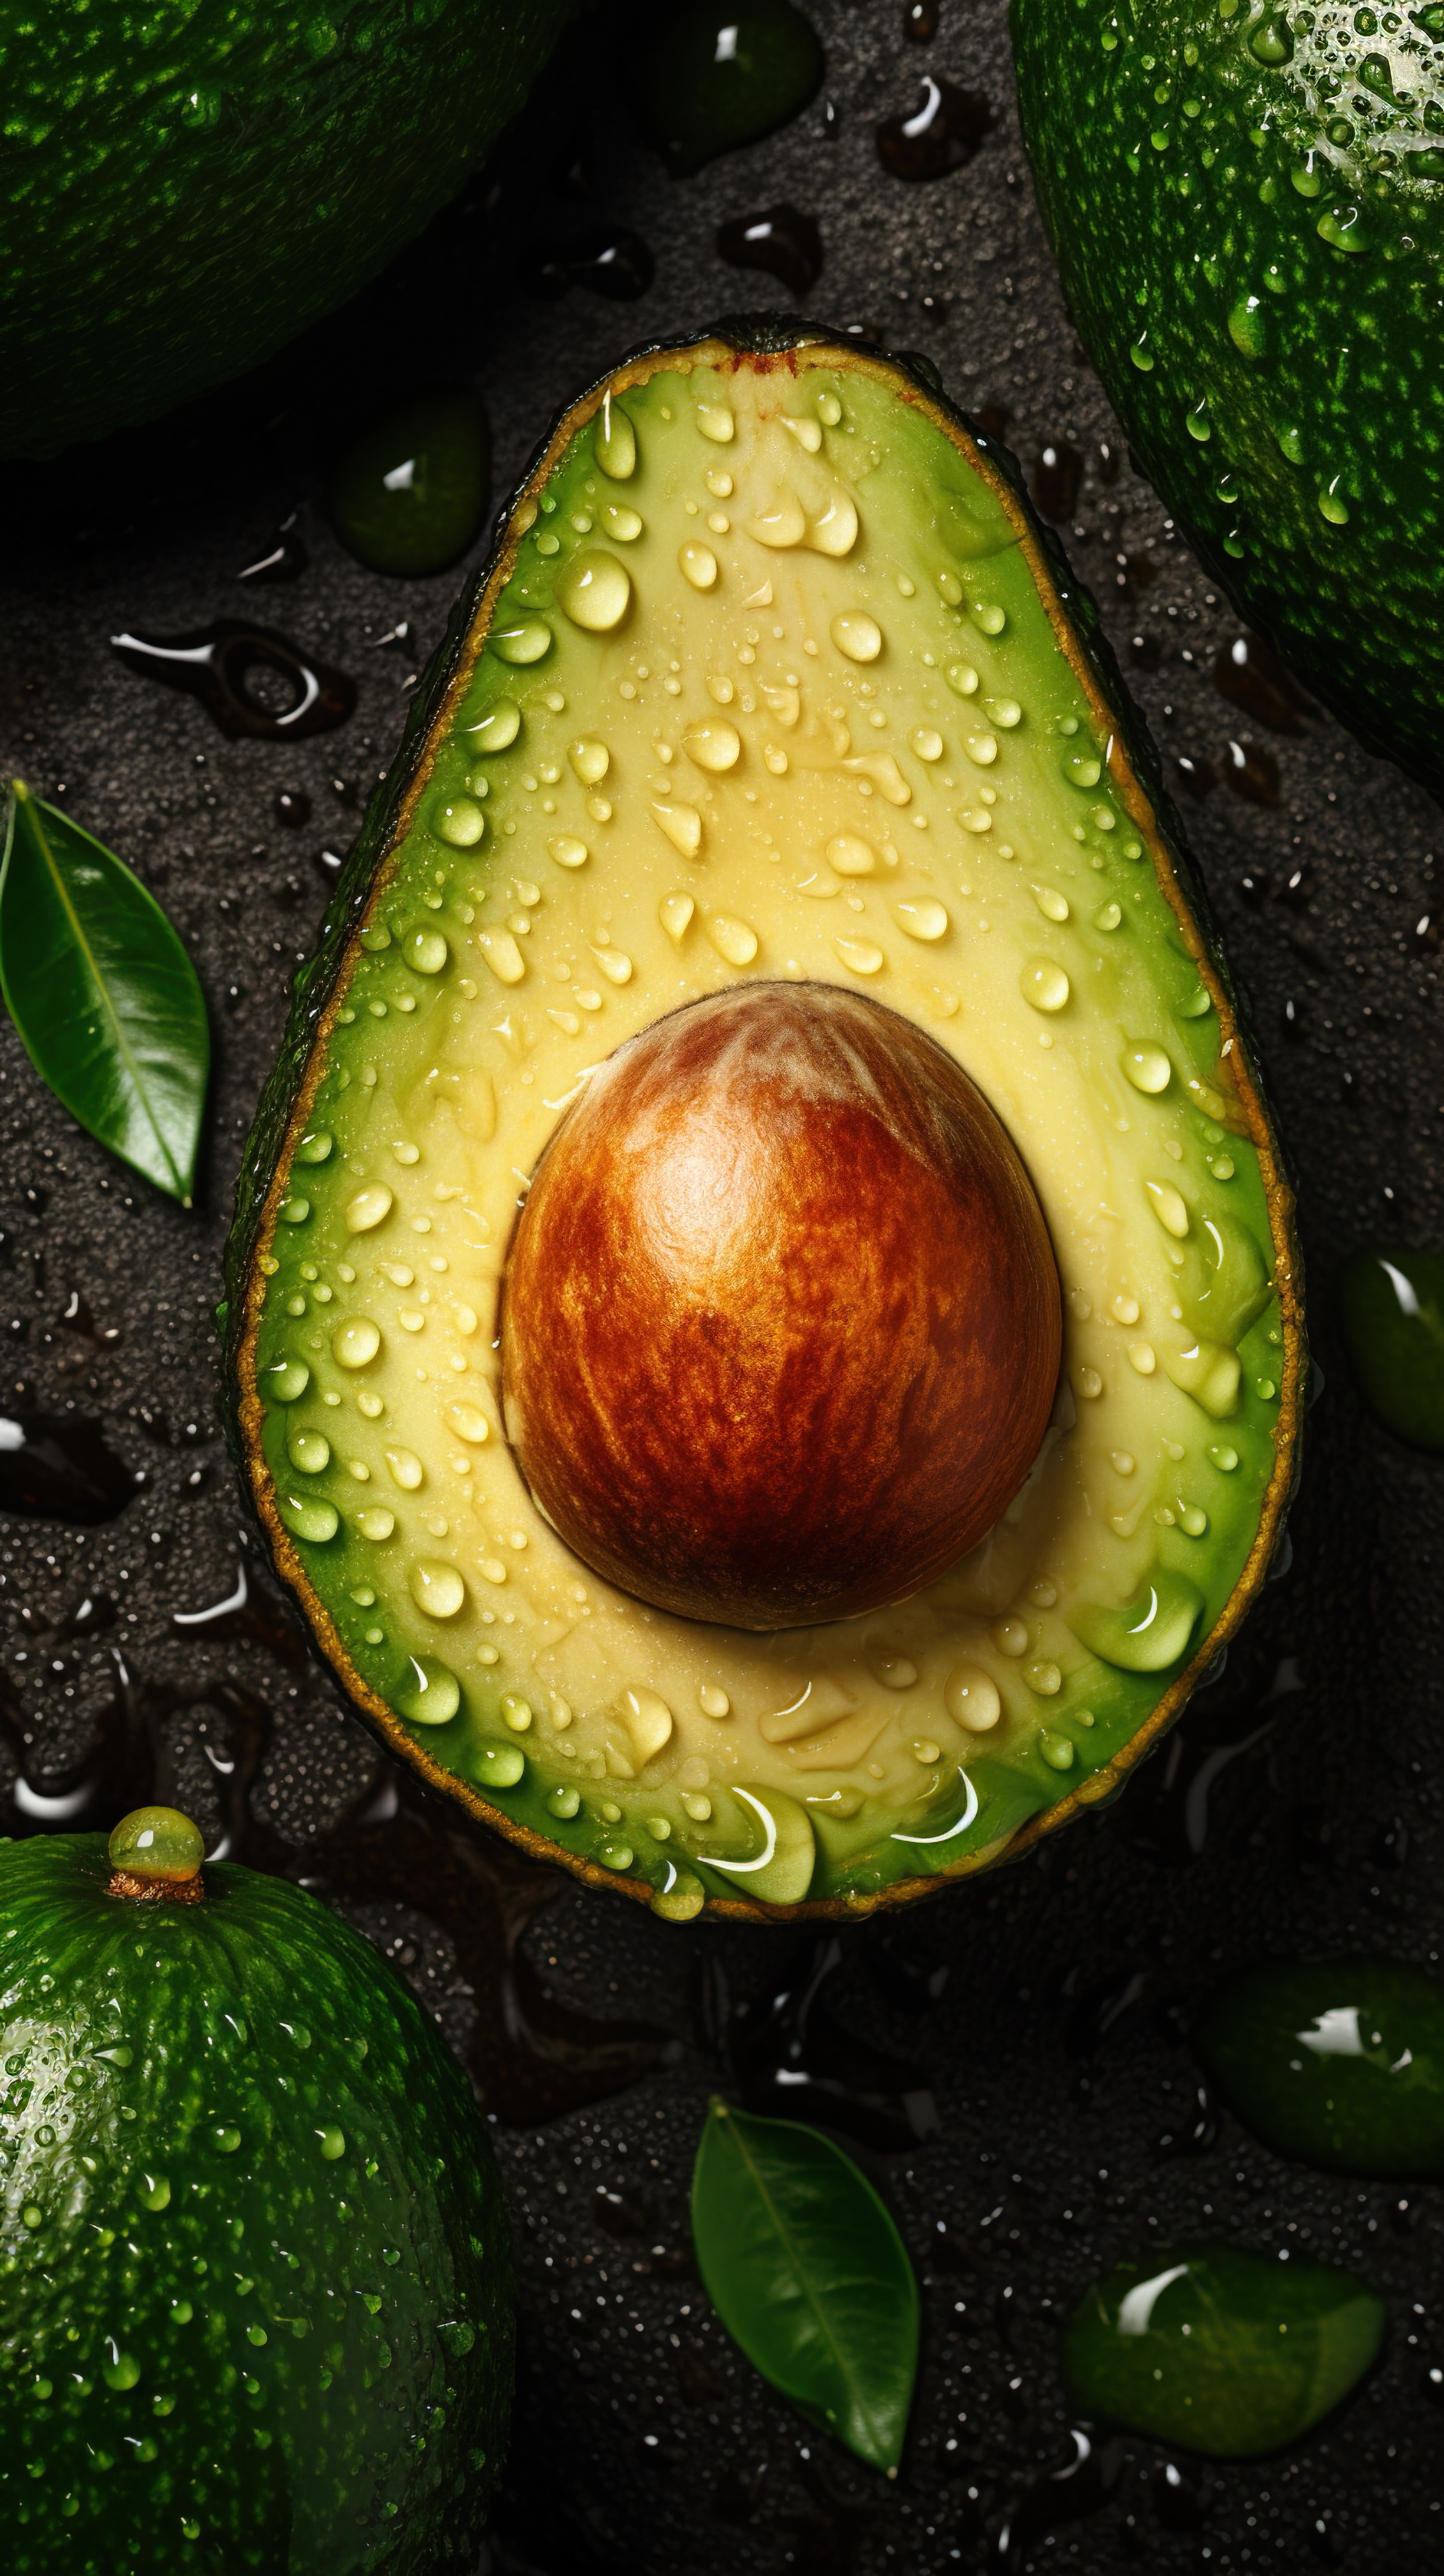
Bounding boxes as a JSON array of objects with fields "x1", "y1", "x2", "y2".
[{"x1": 244, "y1": 349, "x2": 1289, "y2": 1917}]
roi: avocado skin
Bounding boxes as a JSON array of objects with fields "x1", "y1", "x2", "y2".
[
  {"x1": 1013, "y1": 0, "x2": 1444, "y2": 793},
  {"x1": 0, "y1": 1835, "x2": 512, "y2": 2573},
  {"x1": 0, "y1": 0, "x2": 576, "y2": 462}
]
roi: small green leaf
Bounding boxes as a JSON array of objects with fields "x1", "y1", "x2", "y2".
[
  {"x1": 0, "y1": 782, "x2": 209, "y2": 1203},
  {"x1": 690, "y1": 2097, "x2": 918, "y2": 2472}
]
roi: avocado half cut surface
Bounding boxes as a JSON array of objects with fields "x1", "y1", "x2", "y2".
[{"x1": 224, "y1": 321, "x2": 1304, "y2": 1923}]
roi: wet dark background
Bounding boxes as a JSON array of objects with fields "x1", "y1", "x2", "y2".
[{"x1": 1, "y1": 2, "x2": 1440, "y2": 2570}]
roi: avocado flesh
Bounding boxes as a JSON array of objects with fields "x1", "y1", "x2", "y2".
[
  {"x1": 1014, "y1": 0, "x2": 1444, "y2": 791},
  {"x1": 228, "y1": 328, "x2": 1302, "y2": 1920}
]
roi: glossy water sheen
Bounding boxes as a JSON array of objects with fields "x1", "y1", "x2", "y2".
[
  {"x1": 1196, "y1": 1957, "x2": 1444, "y2": 2176},
  {"x1": 641, "y1": 1, "x2": 824, "y2": 173},
  {"x1": 876, "y1": 75, "x2": 992, "y2": 179},
  {"x1": 330, "y1": 393, "x2": 491, "y2": 577},
  {"x1": 716, "y1": 202, "x2": 823, "y2": 297},
  {"x1": 1338, "y1": 1247, "x2": 1444, "y2": 1450},
  {"x1": 1061, "y1": 2244, "x2": 1385, "y2": 2457},
  {"x1": 111, "y1": 622, "x2": 356, "y2": 742}
]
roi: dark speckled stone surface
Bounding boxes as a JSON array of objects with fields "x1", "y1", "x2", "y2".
[{"x1": 1, "y1": 4, "x2": 1440, "y2": 2570}]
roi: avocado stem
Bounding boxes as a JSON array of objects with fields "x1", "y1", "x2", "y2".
[{"x1": 106, "y1": 1867, "x2": 206, "y2": 1905}]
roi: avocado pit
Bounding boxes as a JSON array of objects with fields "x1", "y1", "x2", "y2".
[{"x1": 500, "y1": 981, "x2": 1063, "y2": 1630}]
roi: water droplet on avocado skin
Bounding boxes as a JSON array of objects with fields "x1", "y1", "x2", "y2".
[
  {"x1": 640, "y1": 1, "x2": 825, "y2": 175},
  {"x1": 1195, "y1": 1959, "x2": 1444, "y2": 2175},
  {"x1": 1061, "y1": 2244, "x2": 1386, "y2": 2455},
  {"x1": 1338, "y1": 1246, "x2": 1444, "y2": 1450},
  {"x1": 330, "y1": 392, "x2": 490, "y2": 577}
]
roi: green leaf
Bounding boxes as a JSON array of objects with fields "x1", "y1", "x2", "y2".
[
  {"x1": 0, "y1": 781, "x2": 209, "y2": 1203},
  {"x1": 690, "y1": 2097, "x2": 919, "y2": 2473}
]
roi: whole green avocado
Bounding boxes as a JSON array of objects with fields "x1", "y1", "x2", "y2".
[
  {"x1": 0, "y1": 1811, "x2": 513, "y2": 2574},
  {"x1": 1013, "y1": 0, "x2": 1444, "y2": 793},
  {"x1": 0, "y1": 0, "x2": 576, "y2": 462}
]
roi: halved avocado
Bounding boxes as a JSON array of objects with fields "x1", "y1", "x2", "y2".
[{"x1": 223, "y1": 320, "x2": 1303, "y2": 1923}]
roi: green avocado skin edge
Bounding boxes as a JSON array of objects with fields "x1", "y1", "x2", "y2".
[
  {"x1": 1013, "y1": 0, "x2": 1444, "y2": 793},
  {"x1": 0, "y1": 0, "x2": 577, "y2": 461},
  {"x1": 0, "y1": 1836, "x2": 513, "y2": 2575}
]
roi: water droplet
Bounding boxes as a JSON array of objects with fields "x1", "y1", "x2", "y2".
[
  {"x1": 356, "y1": 1506, "x2": 395, "y2": 1540},
  {"x1": 833, "y1": 936, "x2": 885, "y2": 975},
  {"x1": 717, "y1": 202, "x2": 823, "y2": 297},
  {"x1": 287, "y1": 1427, "x2": 331, "y2": 1475},
  {"x1": 1062, "y1": 2246, "x2": 1384, "y2": 2456},
  {"x1": 1146, "y1": 1179, "x2": 1190, "y2": 1238},
  {"x1": 652, "y1": 801, "x2": 703, "y2": 858},
  {"x1": 211, "y1": 2124, "x2": 242, "y2": 2155},
  {"x1": 475, "y1": 1742, "x2": 526, "y2": 1790},
  {"x1": 700, "y1": 1683, "x2": 731, "y2": 1717},
  {"x1": 826, "y1": 833, "x2": 877, "y2": 876},
  {"x1": 1031, "y1": 882, "x2": 1069, "y2": 922},
  {"x1": 877, "y1": 73, "x2": 992, "y2": 178},
  {"x1": 476, "y1": 927, "x2": 526, "y2": 984},
  {"x1": 491, "y1": 617, "x2": 553, "y2": 666},
  {"x1": 891, "y1": 897, "x2": 949, "y2": 941},
  {"x1": 385, "y1": 1446, "x2": 424, "y2": 1491},
  {"x1": 279, "y1": 1196, "x2": 311, "y2": 1225},
  {"x1": 464, "y1": 700, "x2": 521, "y2": 754},
  {"x1": 568, "y1": 736, "x2": 611, "y2": 786},
  {"x1": 395, "y1": 1656, "x2": 461, "y2": 1724},
  {"x1": 697, "y1": 404, "x2": 736, "y2": 443},
  {"x1": 595, "y1": 399, "x2": 638, "y2": 480},
  {"x1": 330, "y1": 393, "x2": 490, "y2": 576},
  {"x1": 831, "y1": 612, "x2": 882, "y2": 662},
  {"x1": 405, "y1": 928, "x2": 448, "y2": 975},
  {"x1": 410, "y1": 1560, "x2": 465, "y2": 1619},
  {"x1": 679, "y1": 540, "x2": 720, "y2": 590},
  {"x1": 684, "y1": 718, "x2": 741, "y2": 771},
  {"x1": 1318, "y1": 477, "x2": 1350, "y2": 525},
  {"x1": 590, "y1": 943, "x2": 634, "y2": 984},
  {"x1": 1040, "y1": 1730, "x2": 1075, "y2": 1769},
  {"x1": 333, "y1": 1317, "x2": 381, "y2": 1371},
  {"x1": 277, "y1": 1493, "x2": 339, "y2": 1544},
  {"x1": 1063, "y1": 747, "x2": 1102, "y2": 789},
  {"x1": 111, "y1": 622, "x2": 356, "y2": 741},
  {"x1": 708, "y1": 914, "x2": 759, "y2": 965},
  {"x1": 446, "y1": 1401, "x2": 490, "y2": 1444},
  {"x1": 944, "y1": 1665, "x2": 1001, "y2": 1730},
  {"x1": 345, "y1": 1184, "x2": 394, "y2": 1234},
  {"x1": 548, "y1": 1783, "x2": 582, "y2": 1819},
  {"x1": 1124, "y1": 1040, "x2": 1181, "y2": 1092},
  {"x1": 435, "y1": 794, "x2": 485, "y2": 849},
  {"x1": 1022, "y1": 958, "x2": 1069, "y2": 1013},
  {"x1": 660, "y1": 891, "x2": 696, "y2": 942},
  {"x1": 552, "y1": 548, "x2": 632, "y2": 633},
  {"x1": 946, "y1": 660, "x2": 979, "y2": 695}
]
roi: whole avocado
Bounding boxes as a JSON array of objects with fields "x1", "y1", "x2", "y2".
[
  {"x1": 0, "y1": 1813, "x2": 513, "y2": 2573},
  {"x1": 1013, "y1": 0, "x2": 1444, "y2": 793},
  {"x1": 0, "y1": 0, "x2": 576, "y2": 462}
]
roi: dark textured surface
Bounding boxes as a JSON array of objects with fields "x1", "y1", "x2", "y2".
[{"x1": 0, "y1": 4, "x2": 1440, "y2": 2571}]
